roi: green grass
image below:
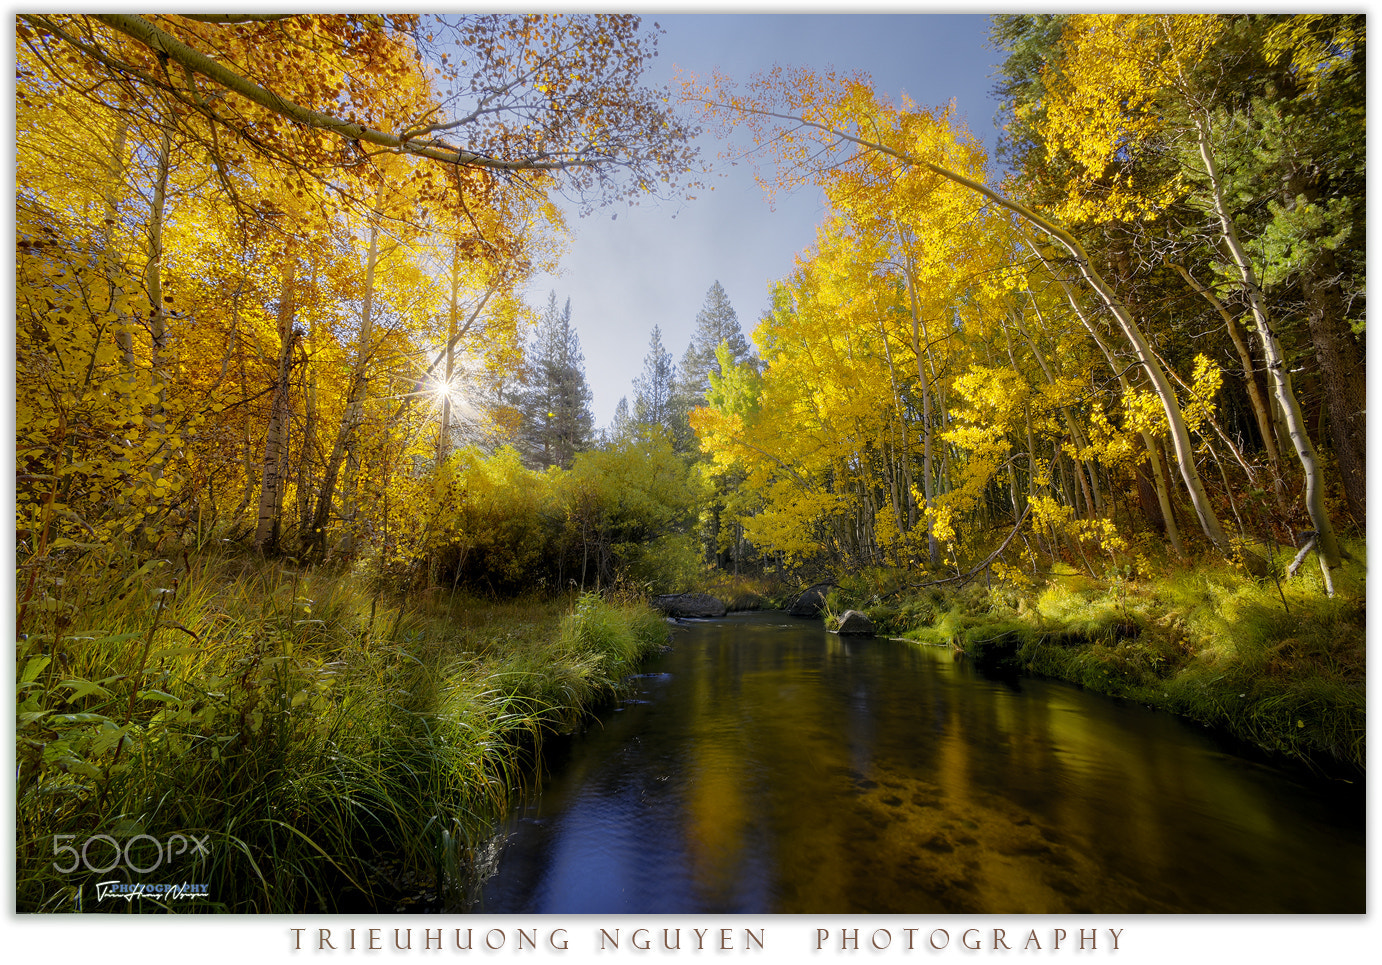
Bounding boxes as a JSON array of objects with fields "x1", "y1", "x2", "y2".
[
  {"x1": 830, "y1": 549, "x2": 1366, "y2": 774},
  {"x1": 15, "y1": 548, "x2": 668, "y2": 913},
  {"x1": 698, "y1": 571, "x2": 796, "y2": 611}
]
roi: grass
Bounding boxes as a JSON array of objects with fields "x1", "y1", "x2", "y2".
[
  {"x1": 694, "y1": 571, "x2": 797, "y2": 611},
  {"x1": 15, "y1": 546, "x2": 668, "y2": 913},
  {"x1": 832, "y1": 547, "x2": 1366, "y2": 775}
]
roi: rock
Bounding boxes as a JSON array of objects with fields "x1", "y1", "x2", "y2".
[
  {"x1": 833, "y1": 610, "x2": 875, "y2": 636},
  {"x1": 788, "y1": 582, "x2": 833, "y2": 617},
  {"x1": 650, "y1": 592, "x2": 726, "y2": 618}
]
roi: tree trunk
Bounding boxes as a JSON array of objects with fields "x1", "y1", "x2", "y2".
[
  {"x1": 1302, "y1": 245, "x2": 1365, "y2": 526},
  {"x1": 1168, "y1": 262, "x2": 1282, "y2": 478},
  {"x1": 253, "y1": 235, "x2": 298, "y2": 552},
  {"x1": 144, "y1": 123, "x2": 172, "y2": 481},
  {"x1": 901, "y1": 258, "x2": 939, "y2": 564},
  {"x1": 297, "y1": 260, "x2": 319, "y2": 535},
  {"x1": 1279, "y1": 161, "x2": 1366, "y2": 527},
  {"x1": 307, "y1": 216, "x2": 380, "y2": 559},
  {"x1": 1041, "y1": 259, "x2": 1184, "y2": 556},
  {"x1": 94, "y1": 115, "x2": 135, "y2": 369},
  {"x1": 1192, "y1": 112, "x2": 1340, "y2": 590},
  {"x1": 437, "y1": 238, "x2": 462, "y2": 464}
]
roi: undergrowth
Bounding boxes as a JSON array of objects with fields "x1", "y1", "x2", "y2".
[
  {"x1": 831, "y1": 547, "x2": 1366, "y2": 775},
  {"x1": 15, "y1": 547, "x2": 667, "y2": 913}
]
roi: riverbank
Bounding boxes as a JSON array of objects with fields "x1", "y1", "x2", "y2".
[
  {"x1": 16, "y1": 551, "x2": 668, "y2": 913},
  {"x1": 824, "y1": 550, "x2": 1366, "y2": 776}
]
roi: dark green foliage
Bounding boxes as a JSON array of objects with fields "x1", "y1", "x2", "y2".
[
  {"x1": 513, "y1": 292, "x2": 595, "y2": 470},
  {"x1": 668, "y1": 280, "x2": 755, "y2": 453},
  {"x1": 632, "y1": 324, "x2": 677, "y2": 436}
]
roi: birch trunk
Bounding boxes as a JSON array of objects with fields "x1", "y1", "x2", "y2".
[
  {"x1": 1168, "y1": 262, "x2": 1282, "y2": 478},
  {"x1": 253, "y1": 236, "x2": 298, "y2": 552},
  {"x1": 307, "y1": 216, "x2": 381, "y2": 559},
  {"x1": 437, "y1": 239, "x2": 462, "y2": 464},
  {"x1": 1041, "y1": 260, "x2": 1184, "y2": 557},
  {"x1": 1192, "y1": 112, "x2": 1340, "y2": 590},
  {"x1": 145, "y1": 124, "x2": 172, "y2": 482},
  {"x1": 901, "y1": 259, "x2": 939, "y2": 564}
]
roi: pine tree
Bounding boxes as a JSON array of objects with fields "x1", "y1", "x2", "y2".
[
  {"x1": 610, "y1": 396, "x2": 633, "y2": 440},
  {"x1": 679, "y1": 280, "x2": 753, "y2": 396},
  {"x1": 632, "y1": 324, "x2": 676, "y2": 434},
  {"x1": 665, "y1": 281, "x2": 757, "y2": 563},
  {"x1": 514, "y1": 291, "x2": 594, "y2": 469},
  {"x1": 669, "y1": 281, "x2": 754, "y2": 451}
]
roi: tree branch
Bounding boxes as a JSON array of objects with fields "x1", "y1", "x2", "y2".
[
  {"x1": 88, "y1": 13, "x2": 612, "y2": 173},
  {"x1": 910, "y1": 504, "x2": 1032, "y2": 590},
  {"x1": 176, "y1": 15, "x2": 296, "y2": 25}
]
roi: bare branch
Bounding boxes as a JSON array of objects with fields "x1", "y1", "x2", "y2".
[{"x1": 911, "y1": 505, "x2": 1033, "y2": 591}]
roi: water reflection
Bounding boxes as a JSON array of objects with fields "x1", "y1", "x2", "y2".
[{"x1": 474, "y1": 613, "x2": 1364, "y2": 913}]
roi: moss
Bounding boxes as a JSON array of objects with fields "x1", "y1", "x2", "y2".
[{"x1": 870, "y1": 555, "x2": 1365, "y2": 774}]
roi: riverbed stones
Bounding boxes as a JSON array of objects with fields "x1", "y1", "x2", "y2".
[
  {"x1": 833, "y1": 609, "x2": 875, "y2": 636},
  {"x1": 650, "y1": 592, "x2": 727, "y2": 618},
  {"x1": 788, "y1": 582, "x2": 833, "y2": 617}
]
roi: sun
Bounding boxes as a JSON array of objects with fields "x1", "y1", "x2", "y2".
[{"x1": 431, "y1": 376, "x2": 460, "y2": 408}]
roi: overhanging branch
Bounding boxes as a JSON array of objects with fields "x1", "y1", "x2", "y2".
[{"x1": 82, "y1": 13, "x2": 612, "y2": 173}]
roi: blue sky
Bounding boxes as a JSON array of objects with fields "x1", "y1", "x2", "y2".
[{"x1": 524, "y1": 13, "x2": 1008, "y2": 427}]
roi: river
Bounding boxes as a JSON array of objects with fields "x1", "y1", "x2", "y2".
[{"x1": 470, "y1": 611, "x2": 1364, "y2": 914}]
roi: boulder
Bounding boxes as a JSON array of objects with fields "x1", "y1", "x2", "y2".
[
  {"x1": 650, "y1": 592, "x2": 727, "y2": 618},
  {"x1": 833, "y1": 610, "x2": 875, "y2": 636},
  {"x1": 788, "y1": 582, "x2": 833, "y2": 617}
]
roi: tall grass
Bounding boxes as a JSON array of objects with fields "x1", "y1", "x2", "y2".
[
  {"x1": 16, "y1": 548, "x2": 668, "y2": 913},
  {"x1": 839, "y1": 550, "x2": 1366, "y2": 774}
]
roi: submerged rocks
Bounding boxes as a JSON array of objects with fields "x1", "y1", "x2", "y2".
[
  {"x1": 788, "y1": 583, "x2": 834, "y2": 617},
  {"x1": 650, "y1": 592, "x2": 727, "y2": 619},
  {"x1": 832, "y1": 610, "x2": 875, "y2": 636}
]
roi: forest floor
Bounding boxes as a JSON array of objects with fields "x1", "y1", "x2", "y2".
[
  {"x1": 823, "y1": 545, "x2": 1366, "y2": 777},
  {"x1": 16, "y1": 550, "x2": 668, "y2": 913}
]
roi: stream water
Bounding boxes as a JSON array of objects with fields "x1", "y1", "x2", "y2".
[{"x1": 470, "y1": 611, "x2": 1365, "y2": 914}]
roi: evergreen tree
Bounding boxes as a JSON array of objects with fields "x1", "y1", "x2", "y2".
[
  {"x1": 632, "y1": 324, "x2": 676, "y2": 434},
  {"x1": 514, "y1": 291, "x2": 594, "y2": 469},
  {"x1": 669, "y1": 281, "x2": 754, "y2": 452},
  {"x1": 680, "y1": 280, "x2": 754, "y2": 396},
  {"x1": 665, "y1": 280, "x2": 757, "y2": 563},
  {"x1": 610, "y1": 395, "x2": 634, "y2": 440}
]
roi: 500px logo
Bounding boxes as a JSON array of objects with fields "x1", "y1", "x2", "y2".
[{"x1": 52, "y1": 833, "x2": 210, "y2": 875}]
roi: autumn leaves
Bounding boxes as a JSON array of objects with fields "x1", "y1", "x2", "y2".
[
  {"x1": 15, "y1": 14, "x2": 1362, "y2": 594},
  {"x1": 16, "y1": 14, "x2": 695, "y2": 566},
  {"x1": 688, "y1": 15, "x2": 1361, "y2": 587}
]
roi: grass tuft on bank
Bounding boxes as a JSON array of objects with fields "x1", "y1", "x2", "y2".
[
  {"x1": 16, "y1": 549, "x2": 667, "y2": 913},
  {"x1": 827, "y1": 551, "x2": 1366, "y2": 775}
]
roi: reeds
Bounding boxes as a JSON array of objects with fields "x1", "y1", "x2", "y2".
[{"x1": 16, "y1": 549, "x2": 668, "y2": 913}]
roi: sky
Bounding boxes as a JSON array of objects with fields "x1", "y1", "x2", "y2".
[{"x1": 524, "y1": 13, "x2": 1008, "y2": 428}]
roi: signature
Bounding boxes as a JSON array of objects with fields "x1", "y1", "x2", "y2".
[{"x1": 95, "y1": 880, "x2": 210, "y2": 903}]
